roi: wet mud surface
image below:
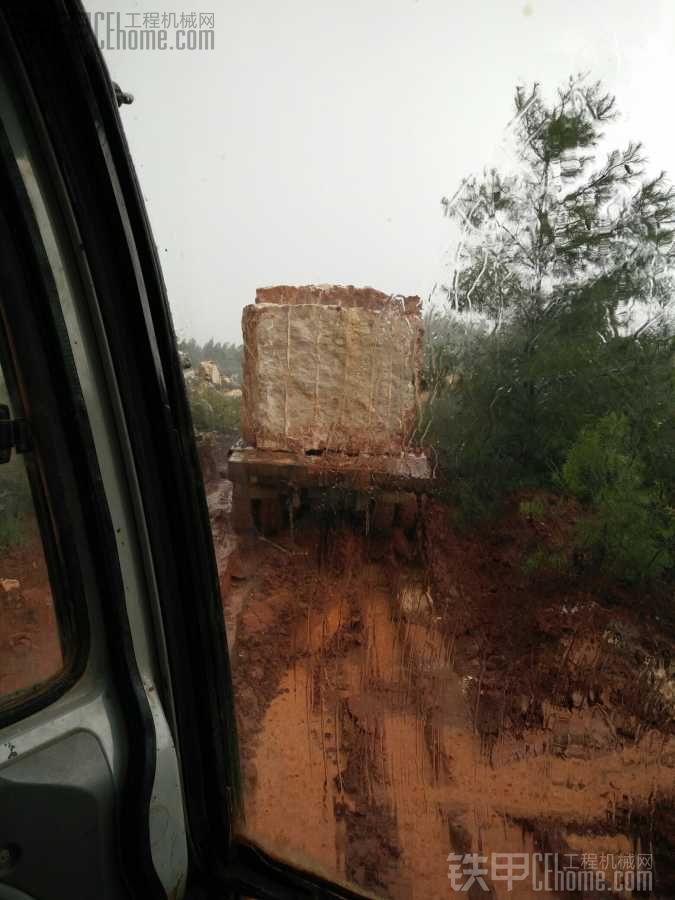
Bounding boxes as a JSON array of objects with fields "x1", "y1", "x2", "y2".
[
  {"x1": 205, "y1": 467, "x2": 675, "y2": 899},
  {"x1": 0, "y1": 534, "x2": 62, "y2": 701}
]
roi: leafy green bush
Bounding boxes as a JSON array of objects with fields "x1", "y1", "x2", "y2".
[
  {"x1": 428, "y1": 317, "x2": 579, "y2": 518},
  {"x1": 187, "y1": 382, "x2": 240, "y2": 434},
  {"x1": 523, "y1": 547, "x2": 570, "y2": 577},
  {"x1": 518, "y1": 496, "x2": 548, "y2": 521},
  {"x1": 559, "y1": 413, "x2": 675, "y2": 580}
]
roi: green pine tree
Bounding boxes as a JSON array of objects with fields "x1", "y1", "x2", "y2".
[{"x1": 430, "y1": 77, "x2": 675, "y2": 579}]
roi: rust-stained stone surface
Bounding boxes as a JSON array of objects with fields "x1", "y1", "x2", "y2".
[
  {"x1": 242, "y1": 285, "x2": 423, "y2": 455},
  {"x1": 255, "y1": 284, "x2": 421, "y2": 316}
]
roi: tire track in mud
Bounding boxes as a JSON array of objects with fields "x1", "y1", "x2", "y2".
[
  {"x1": 233, "y1": 537, "x2": 405, "y2": 892},
  {"x1": 328, "y1": 571, "x2": 404, "y2": 896},
  {"x1": 226, "y1": 526, "x2": 464, "y2": 898},
  {"x1": 221, "y1": 512, "x2": 675, "y2": 899}
]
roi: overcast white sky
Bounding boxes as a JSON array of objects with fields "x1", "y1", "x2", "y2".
[{"x1": 85, "y1": 0, "x2": 675, "y2": 344}]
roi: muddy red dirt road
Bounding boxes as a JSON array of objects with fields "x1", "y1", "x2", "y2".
[
  {"x1": 203, "y1": 455, "x2": 675, "y2": 900},
  {"x1": 0, "y1": 532, "x2": 62, "y2": 700}
]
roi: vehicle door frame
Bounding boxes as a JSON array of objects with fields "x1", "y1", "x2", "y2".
[{"x1": 3, "y1": 2, "x2": 380, "y2": 897}]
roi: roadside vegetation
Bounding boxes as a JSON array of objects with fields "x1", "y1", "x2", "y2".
[
  {"x1": 186, "y1": 381, "x2": 240, "y2": 435},
  {"x1": 426, "y1": 77, "x2": 675, "y2": 584},
  {"x1": 178, "y1": 335, "x2": 242, "y2": 439},
  {"x1": 177, "y1": 337, "x2": 242, "y2": 381}
]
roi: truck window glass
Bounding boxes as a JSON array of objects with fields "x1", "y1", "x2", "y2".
[
  {"x1": 0, "y1": 369, "x2": 62, "y2": 705},
  {"x1": 91, "y1": 2, "x2": 675, "y2": 896}
]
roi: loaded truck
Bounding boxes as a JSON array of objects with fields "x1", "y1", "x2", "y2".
[{"x1": 228, "y1": 284, "x2": 432, "y2": 534}]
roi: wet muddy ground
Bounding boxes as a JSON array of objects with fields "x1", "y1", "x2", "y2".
[
  {"x1": 206, "y1": 463, "x2": 675, "y2": 899},
  {"x1": 0, "y1": 532, "x2": 62, "y2": 701}
]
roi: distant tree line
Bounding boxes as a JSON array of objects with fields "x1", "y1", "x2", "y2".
[{"x1": 177, "y1": 337, "x2": 243, "y2": 381}]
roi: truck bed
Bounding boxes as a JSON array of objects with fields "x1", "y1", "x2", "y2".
[{"x1": 227, "y1": 446, "x2": 432, "y2": 495}]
